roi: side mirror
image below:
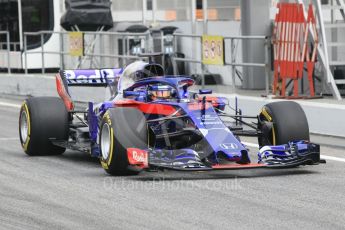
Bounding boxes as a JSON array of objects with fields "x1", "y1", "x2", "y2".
[
  {"x1": 123, "y1": 91, "x2": 141, "y2": 98},
  {"x1": 199, "y1": 89, "x2": 212, "y2": 94}
]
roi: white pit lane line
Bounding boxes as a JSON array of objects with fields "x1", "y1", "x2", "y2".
[
  {"x1": 0, "y1": 137, "x2": 19, "y2": 141},
  {"x1": 241, "y1": 141, "x2": 345, "y2": 163},
  {"x1": 1, "y1": 100, "x2": 345, "y2": 163},
  {"x1": 0, "y1": 101, "x2": 21, "y2": 109}
]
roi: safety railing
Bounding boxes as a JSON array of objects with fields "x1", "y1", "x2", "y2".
[
  {"x1": 172, "y1": 33, "x2": 271, "y2": 94},
  {"x1": 19, "y1": 30, "x2": 271, "y2": 96},
  {"x1": 23, "y1": 30, "x2": 153, "y2": 74},
  {"x1": 0, "y1": 31, "x2": 11, "y2": 74}
]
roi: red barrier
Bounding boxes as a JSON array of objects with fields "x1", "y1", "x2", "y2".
[{"x1": 272, "y1": 3, "x2": 318, "y2": 98}]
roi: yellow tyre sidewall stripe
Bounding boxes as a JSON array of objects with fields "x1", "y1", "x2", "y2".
[
  {"x1": 101, "y1": 112, "x2": 114, "y2": 169},
  {"x1": 21, "y1": 103, "x2": 31, "y2": 151},
  {"x1": 261, "y1": 107, "x2": 276, "y2": 145},
  {"x1": 107, "y1": 128, "x2": 114, "y2": 166},
  {"x1": 261, "y1": 108, "x2": 271, "y2": 121}
]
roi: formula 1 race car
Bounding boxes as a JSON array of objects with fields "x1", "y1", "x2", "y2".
[{"x1": 19, "y1": 60, "x2": 324, "y2": 175}]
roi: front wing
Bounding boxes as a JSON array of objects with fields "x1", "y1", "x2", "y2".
[{"x1": 126, "y1": 141, "x2": 324, "y2": 172}]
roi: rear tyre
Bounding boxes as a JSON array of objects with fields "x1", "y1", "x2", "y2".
[
  {"x1": 99, "y1": 108, "x2": 148, "y2": 176},
  {"x1": 19, "y1": 97, "x2": 69, "y2": 156},
  {"x1": 258, "y1": 101, "x2": 309, "y2": 148}
]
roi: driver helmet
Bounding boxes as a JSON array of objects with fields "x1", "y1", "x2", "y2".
[{"x1": 148, "y1": 85, "x2": 176, "y2": 101}]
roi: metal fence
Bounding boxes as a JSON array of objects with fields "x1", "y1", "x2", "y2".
[
  {"x1": 22, "y1": 30, "x2": 154, "y2": 74},
  {"x1": 172, "y1": 33, "x2": 271, "y2": 94},
  {"x1": 2, "y1": 30, "x2": 271, "y2": 94},
  {"x1": 0, "y1": 31, "x2": 11, "y2": 74}
]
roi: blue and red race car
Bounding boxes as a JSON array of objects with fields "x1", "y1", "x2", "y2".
[{"x1": 19, "y1": 60, "x2": 324, "y2": 175}]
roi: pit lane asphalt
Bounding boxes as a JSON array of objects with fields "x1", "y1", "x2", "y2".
[{"x1": 1, "y1": 98, "x2": 345, "y2": 230}]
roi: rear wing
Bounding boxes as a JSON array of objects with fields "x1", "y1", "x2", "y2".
[
  {"x1": 56, "y1": 68, "x2": 123, "y2": 111},
  {"x1": 59, "y1": 69, "x2": 123, "y2": 86}
]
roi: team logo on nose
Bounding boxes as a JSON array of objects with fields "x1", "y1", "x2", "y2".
[{"x1": 220, "y1": 143, "x2": 238, "y2": 150}]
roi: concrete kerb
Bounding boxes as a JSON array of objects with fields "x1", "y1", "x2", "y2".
[{"x1": 0, "y1": 74, "x2": 57, "y2": 97}]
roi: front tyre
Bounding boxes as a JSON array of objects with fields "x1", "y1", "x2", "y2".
[
  {"x1": 258, "y1": 101, "x2": 309, "y2": 148},
  {"x1": 19, "y1": 97, "x2": 69, "y2": 156},
  {"x1": 99, "y1": 108, "x2": 148, "y2": 176}
]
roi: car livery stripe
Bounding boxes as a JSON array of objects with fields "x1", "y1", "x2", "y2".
[
  {"x1": 115, "y1": 100, "x2": 178, "y2": 116},
  {"x1": 197, "y1": 96, "x2": 220, "y2": 107},
  {"x1": 212, "y1": 163, "x2": 266, "y2": 169},
  {"x1": 187, "y1": 102, "x2": 211, "y2": 110}
]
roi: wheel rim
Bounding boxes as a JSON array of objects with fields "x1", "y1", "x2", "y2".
[
  {"x1": 20, "y1": 110, "x2": 28, "y2": 143},
  {"x1": 101, "y1": 123, "x2": 111, "y2": 160}
]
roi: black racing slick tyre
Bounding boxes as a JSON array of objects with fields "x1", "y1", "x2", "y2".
[
  {"x1": 258, "y1": 101, "x2": 309, "y2": 147},
  {"x1": 19, "y1": 97, "x2": 69, "y2": 156},
  {"x1": 99, "y1": 108, "x2": 148, "y2": 176}
]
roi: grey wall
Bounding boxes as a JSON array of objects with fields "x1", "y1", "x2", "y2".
[{"x1": 241, "y1": 0, "x2": 271, "y2": 89}]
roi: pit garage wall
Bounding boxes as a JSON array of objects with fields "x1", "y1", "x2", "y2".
[
  {"x1": 111, "y1": 1, "x2": 272, "y2": 89},
  {"x1": 241, "y1": 0, "x2": 271, "y2": 89},
  {"x1": 157, "y1": 0, "x2": 272, "y2": 89}
]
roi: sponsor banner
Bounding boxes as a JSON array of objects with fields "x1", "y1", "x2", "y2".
[
  {"x1": 68, "y1": 32, "x2": 84, "y2": 57},
  {"x1": 64, "y1": 69, "x2": 123, "y2": 84},
  {"x1": 127, "y1": 148, "x2": 148, "y2": 168},
  {"x1": 202, "y1": 35, "x2": 225, "y2": 66}
]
